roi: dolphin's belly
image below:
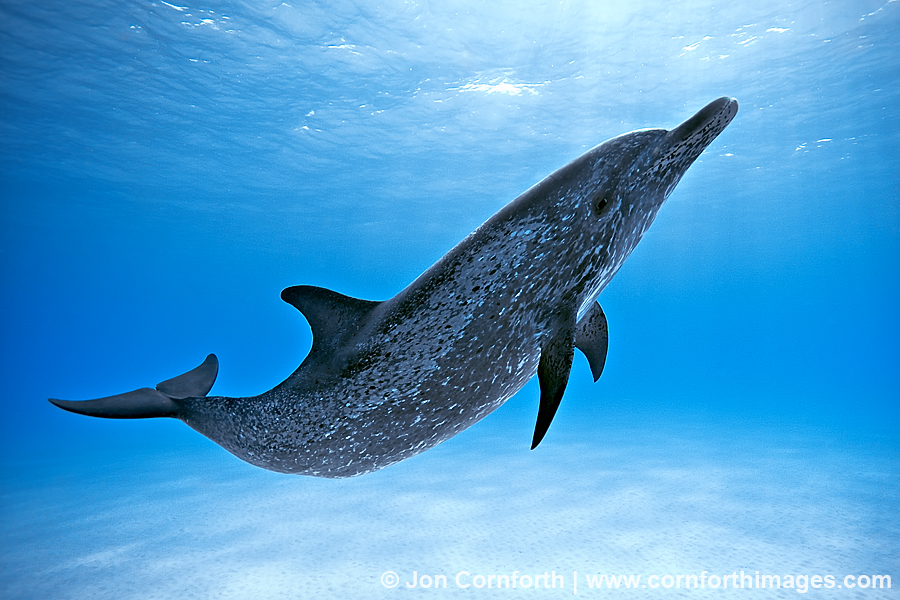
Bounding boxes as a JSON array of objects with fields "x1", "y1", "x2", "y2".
[{"x1": 309, "y1": 315, "x2": 542, "y2": 475}]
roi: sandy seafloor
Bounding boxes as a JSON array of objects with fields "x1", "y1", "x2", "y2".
[{"x1": 2, "y1": 411, "x2": 897, "y2": 598}]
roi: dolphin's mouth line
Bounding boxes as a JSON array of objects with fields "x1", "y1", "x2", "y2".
[
  {"x1": 664, "y1": 96, "x2": 739, "y2": 148},
  {"x1": 647, "y1": 97, "x2": 738, "y2": 196}
]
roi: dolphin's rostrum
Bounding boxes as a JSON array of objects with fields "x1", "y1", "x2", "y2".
[{"x1": 50, "y1": 97, "x2": 738, "y2": 478}]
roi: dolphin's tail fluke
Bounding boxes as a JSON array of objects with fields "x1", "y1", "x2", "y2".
[{"x1": 49, "y1": 354, "x2": 218, "y2": 419}]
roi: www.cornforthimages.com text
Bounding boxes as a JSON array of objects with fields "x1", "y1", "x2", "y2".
[{"x1": 381, "y1": 570, "x2": 891, "y2": 593}]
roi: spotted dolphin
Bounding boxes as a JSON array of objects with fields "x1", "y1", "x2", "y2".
[{"x1": 50, "y1": 97, "x2": 738, "y2": 478}]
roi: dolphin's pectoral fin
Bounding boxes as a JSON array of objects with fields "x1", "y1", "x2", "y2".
[
  {"x1": 281, "y1": 285, "x2": 382, "y2": 352},
  {"x1": 156, "y1": 353, "x2": 218, "y2": 398},
  {"x1": 574, "y1": 302, "x2": 608, "y2": 382},
  {"x1": 532, "y1": 318, "x2": 576, "y2": 450},
  {"x1": 48, "y1": 354, "x2": 218, "y2": 419}
]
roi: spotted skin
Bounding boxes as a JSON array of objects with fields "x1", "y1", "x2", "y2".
[{"x1": 50, "y1": 98, "x2": 738, "y2": 478}]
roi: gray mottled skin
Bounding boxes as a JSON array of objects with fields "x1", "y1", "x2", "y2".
[{"x1": 50, "y1": 98, "x2": 738, "y2": 478}]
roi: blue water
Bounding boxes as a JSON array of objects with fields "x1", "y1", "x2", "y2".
[{"x1": 1, "y1": 0, "x2": 898, "y2": 597}]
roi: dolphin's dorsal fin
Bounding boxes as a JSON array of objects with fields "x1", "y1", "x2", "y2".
[{"x1": 281, "y1": 285, "x2": 382, "y2": 351}]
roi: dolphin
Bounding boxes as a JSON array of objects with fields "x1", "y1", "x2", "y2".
[{"x1": 50, "y1": 97, "x2": 738, "y2": 478}]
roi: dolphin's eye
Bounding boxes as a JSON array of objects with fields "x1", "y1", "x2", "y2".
[{"x1": 594, "y1": 195, "x2": 610, "y2": 215}]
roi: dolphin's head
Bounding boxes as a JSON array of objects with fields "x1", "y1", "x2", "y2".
[
  {"x1": 584, "y1": 97, "x2": 738, "y2": 227},
  {"x1": 557, "y1": 97, "x2": 738, "y2": 308}
]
